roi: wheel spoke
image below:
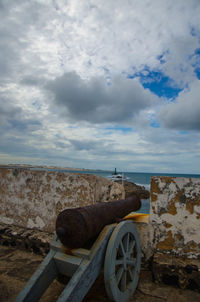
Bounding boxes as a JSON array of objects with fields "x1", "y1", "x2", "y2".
[
  {"x1": 115, "y1": 258, "x2": 124, "y2": 265},
  {"x1": 124, "y1": 233, "x2": 130, "y2": 252},
  {"x1": 116, "y1": 266, "x2": 124, "y2": 285},
  {"x1": 119, "y1": 241, "x2": 126, "y2": 256},
  {"x1": 104, "y1": 221, "x2": 141, "y2": 302},
  {"x1": 128, "y1": 239, "x2": 135, "y2": 253},
  {"x1": 120, "y1": 271, "x2": 127, "y2": 292},
  {"x1": 127, "y1": 258, "x2": 136, "y2": 266},
  {"x1": 128, "y1": 267, "x2": 134, "y2": 281}
]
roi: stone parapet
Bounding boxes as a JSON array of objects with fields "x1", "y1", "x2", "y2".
[
  {"x1": 150, "y1": 176, "x2": 200, "y2": 259},
  {"x1": 0, "y1": 168, "x2": 125, "y2": 233}
]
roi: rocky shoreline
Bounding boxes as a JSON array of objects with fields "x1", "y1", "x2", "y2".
[{"x1": 123, "y1": 180, "x2": 150, "y2": 199}]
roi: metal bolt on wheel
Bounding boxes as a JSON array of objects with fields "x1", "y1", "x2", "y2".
[{"x1": 104, "y1": 221, "x2": 141, "y2": 302}]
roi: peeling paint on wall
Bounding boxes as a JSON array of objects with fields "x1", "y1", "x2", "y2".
[
  {"x1": 150, "y1": 176, "x2": 200, "y2": 259},
  {"x1": 0, "y1": 168, "x2": 125, "y2": 233},
  {"x1": 1, "y1": 170, "x2": 200, "y2": 261}
]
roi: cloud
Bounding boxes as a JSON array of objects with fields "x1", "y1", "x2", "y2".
[
  {"x1": 0, "y1": 0, "x2": 200, "y2": 173},
  {"x1": 159, "y1": 79, "x2": 200, "y2": 130},
  {"x1": 1, "y1": 0, "x2": 199, "y2": 85},
  {"x1": 45, "y1": 72, "x2": 158, "y2": 124},
  {"x1": 69, "y1": 138, "x2": 102, "y2": 151},
  {"x1": 0, "y1": 96, "x2": 23, "y2": 127}
]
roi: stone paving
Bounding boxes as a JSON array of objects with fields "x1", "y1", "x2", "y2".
[{"x1": 0, "y1": 245, "x2": 200, "y2": 302}]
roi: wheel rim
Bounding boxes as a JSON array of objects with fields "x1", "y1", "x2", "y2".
[{"x1": 104, "y1": 221, "x2": 141, "y2": 302}]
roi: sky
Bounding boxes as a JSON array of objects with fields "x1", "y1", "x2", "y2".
[{"x1": 0, "y1": 0, "x2": 200, "y2": 174}]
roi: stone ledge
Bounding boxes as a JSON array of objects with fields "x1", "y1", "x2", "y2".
[
  {"x1": 0, "y1": 223, "x2": 53, "y2": 255},
  {"x1": 152, "y1": 252, "x2": 200, "y2": 292}
]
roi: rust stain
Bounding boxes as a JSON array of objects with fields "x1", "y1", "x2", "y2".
[
  {"x1": 186, "y1": 201, "x2": 194, "y2": 214},
  {"x1": 0, "y1": 169, "x2": 9, "y2": 179},
  {"x1": 42, "y1": 183, "x2": 51, "y2": 193},
  {"x1": 168, "y1": 201, "x2": 177, "y2": 215},
  {"x1": 56, "y1": 201, "x2": 63, "y2": 215},
  {"x1": 189, "y1": 242, "x2": 196, "y2": 250},
  {"x1": 157, "y1": 231, "x2": 175, "y2": 251},
  {"x1": 174, "y1": 233, "x2": 183, "y2": 240},
  {"x1": 167, "y1": 190, "x2": 188, "y2": 216},
  {"x1": 150, "y1": 179, "x2": 161, "y2": 203},
  {"x1": 164, "y1": 222, "x2": 172, "y2": 228},
  {"x1": 186, "y1": 197, "x2": 200, "y2": 215},
  {"x1": 61, "y1": 245, "x2": 74, "y2": 255},
  {"x1": 173, "y1": 190, "x2": 184, "y2": 203},
  {"x1": 182, "y1": 241, "x2": 200, "y2": 253},
  {"x1": 56, "y1": 172, "x2": 66, "y2": 183},
  {"x1": 46, "y1": 174, "x2": 52, "y2": 183},
  {"x1": 160, "y1": 176, "x2": 175, "y2": 184}
]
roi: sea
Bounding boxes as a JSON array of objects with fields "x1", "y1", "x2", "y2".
[{"x1": 36, "y1": 168, "x2": 200, "y2": 214}]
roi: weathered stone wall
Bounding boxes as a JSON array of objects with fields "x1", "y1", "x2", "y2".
[
  {"x1": 150, "y1": 176, "x2": 200, "y2": 259},
  {"x1": 0, "y1": 168, "x2": 125, "y2": 233},
  {"x1": 1, "y1": 170, "x2": 200, "y2": 261},
  {"x1": 1, "y1": 172, "x2": 200, "y2": 290}
]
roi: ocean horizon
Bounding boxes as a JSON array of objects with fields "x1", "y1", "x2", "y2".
[{"x1": 39, "y1": 168, "x2": 200, "y2": 188}]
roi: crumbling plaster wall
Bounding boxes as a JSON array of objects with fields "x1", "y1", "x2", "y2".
[
  {"x1": 1, "y1": 170, "x2": 199, "y2": 262},
  {"x1": 150, "y1": 176, "x2": 200, "y2": 259},
  {"x1": 0, "y1": 168, "x2": 125, "y2": 233}
]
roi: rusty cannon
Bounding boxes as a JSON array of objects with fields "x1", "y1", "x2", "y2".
[
  {"x1": 56, "y1": 194, "x2": 141, "y2": 248},
  {"x1": 15, "y1": 195, "x2": 142, "y2": 302}
]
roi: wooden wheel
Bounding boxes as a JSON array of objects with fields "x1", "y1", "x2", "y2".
[{"x1": 104, "y1": 221, "x2": 141, "y2": 302}]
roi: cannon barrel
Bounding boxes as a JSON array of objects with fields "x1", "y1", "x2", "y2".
[{"x1": 56, "y1": 194, "x2": 141, "y2": 248}]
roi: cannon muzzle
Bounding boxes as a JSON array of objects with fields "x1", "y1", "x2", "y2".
[{"x1": 56, "y1": 194, "x2": 141, "y2": 248}]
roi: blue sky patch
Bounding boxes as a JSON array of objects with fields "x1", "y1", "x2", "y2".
[
  {"x1": 179, "y1": 131, "x2": 188, "y2": 135},
  {"x1": 150, "y1": 120, "x2": 160, "y2": 128},
  {"x1": 193, "y1": 48, "x2": 200, "y2": 79},
  {"x1": 138, "y1": 70, "x2": 182, "y2": 98},
  {"x1": 195, "y1": 68, "x2": 200, "y2": 79},
  {"x1": 105, "y1": 125, "x2": 133, "y2": 133},
  {"x1": 195, "y1": 48, "x2": 200, "y2": 55},
  {"x1": 32, "y1": 100, "x2": 41, "y2": 110},
  {"x1": 156, "y1": 50, "x2": 169, "y2": 64}
]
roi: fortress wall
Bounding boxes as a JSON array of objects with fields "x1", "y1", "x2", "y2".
[
  {"x1": 0, "y1": 168, "x2": 125, "y2": 233},
  {"x1": 1, "y1": 171, "x2": 199, "y2": 289},
  {"x1": 0, "y1": 169, "x2": 200, "y2": 261},
  {"x1": 150, "y1": 176, "x2": 200, "y2": 259}
]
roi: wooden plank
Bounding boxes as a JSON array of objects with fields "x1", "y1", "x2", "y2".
[
  {"x1": 54, "y1": 252, "x2": 81, "y2": 277},
  {"x1": 15, "y1": 250, "x2": 57, "y2": 302},
  {"x1": 72, "y1": 248, "x2": 91, "y2": 260},
  {"x1": 56, "y1": 224, "x2": 115, "y2": 302}
]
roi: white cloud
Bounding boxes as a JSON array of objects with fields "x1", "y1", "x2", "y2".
[
  {"x1": 159, "y1": 79, "x2": 200, "y2": 130},
  {"x1": 1, "y1": 0, "x2": 200, "y2": 82},
  {"x1": 0, "y1": 0, "x2": 200, "y2": 173}
]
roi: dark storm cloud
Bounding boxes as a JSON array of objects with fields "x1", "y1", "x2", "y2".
[
  {"x1": 68, "y1": 137, "x2": 143, "y2": 158},
  {"x1": 69, "y1": 139, "x2": 100, "y2": 151},
  {"x1": 159, "y1": 80, "x2": 200, "y2": 131},
  {"x1": 0, "y1": 95, "x2": 41, "y2": 133},
  {"x1": 0, "y1": 98, "x2": 22, "y2": 126},
  {"x1": 20, "y1": 75, "x2": 45, "y2": 87},
  {"x1": 45, "y1": 72, "x2": 157, "y2": 124},
  {"x1": 160, "y1": 111, "x2": 200, "y2": 130}
]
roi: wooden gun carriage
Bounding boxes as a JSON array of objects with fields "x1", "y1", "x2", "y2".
[{"x1": 15, "y1": 195, "x2": 141, "y2": 302}]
